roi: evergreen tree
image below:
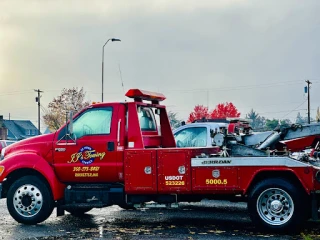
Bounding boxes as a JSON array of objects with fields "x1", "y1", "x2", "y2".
[
  {"x1": 168, "y1": 111, "x2": 182, "y2": 129},
  {"x1": 245, "y1": 109, "x2": 266, "y2": 130},
  {"x1": 295, "y1": 112, "x2": 305, "y2": 124}
]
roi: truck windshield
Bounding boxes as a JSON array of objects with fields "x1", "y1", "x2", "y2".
[{"x1": 138, "y1": 107, "x2": 156, "y2": 131}]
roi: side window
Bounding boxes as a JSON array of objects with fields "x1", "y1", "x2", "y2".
[
  {"x1": 174, "y1": 127, "x2": 207, "y2": 147},
  {"x1": 138, "y1": 107, "x2": 156, "y2": 131},
  {"x1": 73, "y1": 107, "x2": 113, "y2": 139}
]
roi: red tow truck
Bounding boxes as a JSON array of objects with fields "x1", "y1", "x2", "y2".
[{"x1": 0, "y1": 89, "x2": 319, "y2": 232}]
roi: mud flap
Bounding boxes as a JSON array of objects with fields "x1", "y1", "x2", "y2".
[{"x1": 56, "y1": 202, "x2": 65, "y2": 217}]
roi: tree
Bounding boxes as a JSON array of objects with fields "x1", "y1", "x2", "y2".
[
  {"x1": 295, "y1": 112, "x2": 315, "y2": 124},
  {"x1": 316, "y1": 107, "x2": 320, "y2": 122},
  {"x1": 280, "y1": 119, "x2": 291, "y2": 128},
  {"x1": 211, "y1": 102, "x2": 240, "y2": 119},
  {"x1": 168, "y1": 111, "x2": 182, "y2": 129},
  {"x1": 43, "y1": 87, "x2": 90, "y2": 131},
  {"x1": 295, "y1": 112, "x2": 306, "y2": 124},
  {"x1": 187, "y1": 105, "x2": 210, "y2": 123},
  {"x1": 264, "y1": 118, "x2": 292, "y2": 130},
  {"x1": 265, "y1": 119, "x2": 280, "y2": 130},
  {"x1": 246, "y1": 109, "x2": 266, "y2": 130}
]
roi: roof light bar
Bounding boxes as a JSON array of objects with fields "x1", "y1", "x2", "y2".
[{"x1": 125, "y1": 89, "x2": 166, "y2": 102}]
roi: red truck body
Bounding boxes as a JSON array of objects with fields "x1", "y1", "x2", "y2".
[{"x1": 0, "y1": 89, "x2": 319, "y2": 231}]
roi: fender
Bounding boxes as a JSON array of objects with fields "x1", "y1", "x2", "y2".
[
  {"x1": 0, "y1": 152, "x2": 65, "y2": 200},
  {"x1": 243, "y1": 167, "x2": 312, "y2": 195}
]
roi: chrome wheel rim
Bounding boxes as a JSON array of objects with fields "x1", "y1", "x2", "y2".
[
  {"x1": 13, "y1": 184, "x2": 43, "y2": 218},
  {"x1": 256, "y1": 188, "x2": 294, "y2": 226}
]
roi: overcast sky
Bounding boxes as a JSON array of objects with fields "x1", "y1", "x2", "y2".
[{"x1": 1, "y1": 0, "x2": 320, "y2": 131}]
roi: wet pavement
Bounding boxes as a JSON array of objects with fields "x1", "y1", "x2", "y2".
[{"x1": 0, "y1": 199, "x2": 319, "y2": 240}]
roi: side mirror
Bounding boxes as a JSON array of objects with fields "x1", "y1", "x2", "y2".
[{"x1": 69, "y1": 111, "x2": 74, "y2": 135}]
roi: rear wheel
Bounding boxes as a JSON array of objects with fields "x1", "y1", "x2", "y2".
[
  {"x1": 65, "y1": 207, "x2": 93, "y2": 216},
  {"x1": 7, "y1": 175, "x2": 54, "y2": 225},
  {"x1": 248, "y1": 178, "x2": 306, "y2": 232}
]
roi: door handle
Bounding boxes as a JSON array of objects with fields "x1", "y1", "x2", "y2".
[{"x1": 107, "y1": 142, "x2": 115, "y2": 151}]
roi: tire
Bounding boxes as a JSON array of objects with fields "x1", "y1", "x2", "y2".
[
  {"x1": 65, "y1": 207, "x2": 92, "y2": 216},
  {"x1": 248, "y1": 178, "x2": 307, "y2": 232},
  {"x1": 7, "y1": 175, "x2": 54, "y2": 225}
]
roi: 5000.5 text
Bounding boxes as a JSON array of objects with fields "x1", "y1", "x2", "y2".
[{"x1": 205, "y1": 179, "x2": 227, "y2": 185}]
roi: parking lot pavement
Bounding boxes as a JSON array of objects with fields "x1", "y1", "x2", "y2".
[{"x1": 0, "y1": 199, "x2": 319, "y2": 240}]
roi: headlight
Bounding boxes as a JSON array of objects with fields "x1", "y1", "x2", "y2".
[{"x1": 0, "y1": 147, "x2": 6, "y2": 161}]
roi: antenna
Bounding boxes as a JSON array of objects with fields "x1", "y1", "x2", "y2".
[{"x1": 118, "y1": 64, "x2": 126, "y2": 101}]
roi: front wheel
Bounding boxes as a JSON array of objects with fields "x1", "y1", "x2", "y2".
[
  {"x1": 7, "y1": 175, "x2": 54, "y2": 225},
  {"x1": 248, "y1": 178, "x2": 307, "y2": 232}
]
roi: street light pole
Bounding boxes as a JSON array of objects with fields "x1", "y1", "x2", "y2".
[{"x1": 102, "y1": 38, "x2": 121, "y2": 102}]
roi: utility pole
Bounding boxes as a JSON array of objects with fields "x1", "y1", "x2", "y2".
[
  {"x1": 34, "y1": 89, "x2": 43, "y2": 135},
  {"x1": 306, "y1": 80, "x2": 312, "y2": 124}
]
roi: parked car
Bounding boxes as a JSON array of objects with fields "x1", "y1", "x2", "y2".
[{"x1": 0, "y1": 140, "x2": 17, "y2": 152}]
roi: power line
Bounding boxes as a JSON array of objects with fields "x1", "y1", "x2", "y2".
[
  {"x1": 162, "y1": 80, "x2": 305, "y2": 93},
  {"x1": 0, "y1": 91, "x2": 34, "y2": 97},
  {"x1": 280, "y1": 100, "x2": 308, "y2": 119},
  {"x1": 0, "y1": 79, "x2": 315, "y2": 97}
]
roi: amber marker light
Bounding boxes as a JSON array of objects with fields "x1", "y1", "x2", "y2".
[{"x1": 0, "y1": 166, "x2": 4, "y2": 176}]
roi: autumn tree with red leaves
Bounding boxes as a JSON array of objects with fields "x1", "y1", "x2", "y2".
[
  {"x1": 211, "y1": 102, "x2": 240, "y2": 118},
  {"x1": 187, "y1": 105, "x2": 210, "y2": 122}
]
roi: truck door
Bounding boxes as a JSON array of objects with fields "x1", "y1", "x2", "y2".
[
  {"x1": 157, "y1": 149, "x2": 191, "y2": 193},
  {"x1": 124, "y1": 150, "x2": 158, "y2": 194},
  {"x1": 53, "y1": 104, "x2": 124, "y2": 183}
]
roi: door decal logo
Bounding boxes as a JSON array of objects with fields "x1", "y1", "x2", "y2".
[{"x1": 69, "y1": 146, "x2": 106, "y2": 165}]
